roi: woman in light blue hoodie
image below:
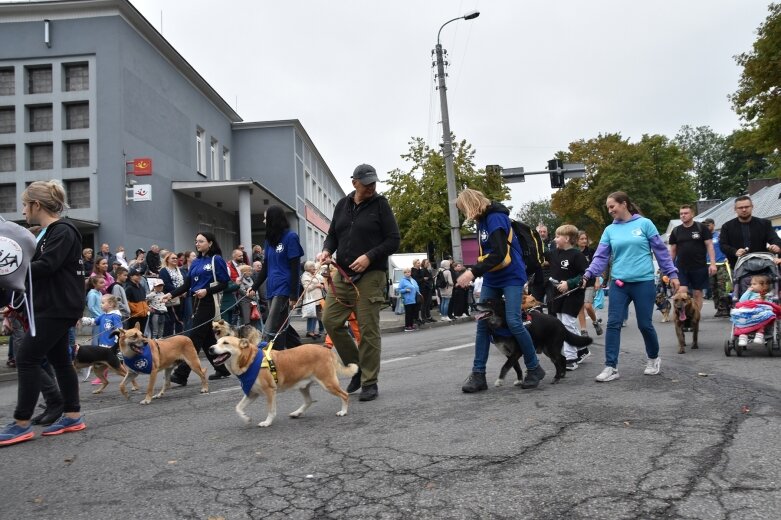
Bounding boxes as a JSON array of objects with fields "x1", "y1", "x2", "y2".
[
  {"x1": 583, "y1": 191, "x2": 680, "y2": 382},
  {"x1": 397, "y1": 268, "x2": 420, "y2": 332}
]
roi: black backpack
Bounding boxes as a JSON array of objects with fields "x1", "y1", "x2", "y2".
[
  {"x1": 510, "y1": 220, "x2": 544, "y2": 276},
  {"x1": 435, "y1": 269, "x2": 448, "y2": 289}
]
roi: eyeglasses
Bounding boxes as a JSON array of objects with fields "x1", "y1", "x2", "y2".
[{"x1": 735, "y1": 206, "x2": 752, "y2": 210}]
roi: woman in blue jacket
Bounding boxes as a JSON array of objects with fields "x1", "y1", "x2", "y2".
[{"x1": 398, "y1": 268, "x2": 420, "y2": 332}]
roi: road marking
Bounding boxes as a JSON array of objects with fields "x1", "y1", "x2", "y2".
[
  {"x1": 437, "y1": 343, "x2": 472, "y2": 352},
  {"x1": 383, "y1": 356, "x2": 415, "y2": 364}
]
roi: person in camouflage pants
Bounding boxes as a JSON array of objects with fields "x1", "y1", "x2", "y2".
[{"x1": 704, "y1": 219, "x2": 731, "y2": 317}]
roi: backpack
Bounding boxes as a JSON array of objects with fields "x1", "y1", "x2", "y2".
[
  {"x1": 435, "y1": 269, "x2": 448, "y2": 289},
  {"x1": 510, "y1": 220, "x2": 544, "y2": 276}
]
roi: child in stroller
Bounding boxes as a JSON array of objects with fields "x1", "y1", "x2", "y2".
[{"x1": 730, "y1": 274, "x2": 778, "y2": 346}]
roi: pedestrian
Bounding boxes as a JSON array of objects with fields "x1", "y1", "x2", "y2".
[
  {"x1": 532, "y1": 224, "x2": 555, "y2": 313},
  {"x1": 669, "y1": 204, "x2": 717, "y2": 312},
  {"x1": 318, "y1": 163, "x2": 400, "y2": 402},
  {"x1": 248, "y1": 205, "x2": 304, "y2": 350},
  {"x1": 236, "y1": 265, "x2": 257, "y2": 326},
  {"x1": 95, "y1": 242, "x2": 116, "y2": 267},
  {"x1": 410, "y1": 259, "x2": 426, "y2": 325},
  {"x1": 159, "y1": 252, "x2": 185, "y2": 335},
  {"x1": 455, "y1": 188, "x2": 547, "y2": 393},
  {"x1": 301, "y1": 260, "x2": 325, "y2": 338},
  {"x1": 108, "y1": 266, "x2": 131, "y2": 324},
  {"x1": 730, "y1": 274, "x2": 776, "y2": 346},
  {"x1": 124, "y1": 268, "x2": 149, "y2": 334},
  {"x1": 437, "y1": 260, "x2": 454, "y2": 321},
  {"x1": 702, "y1": 218, "x2": 731, "y2": 317},
  {"x1": 419, "y1": 259, "x2": 435, "y2": 323},
  {"x1": 576, "y1": 230, "x2": 604, "y2": 336},
  {"x1": 82, "y1": 248, "x2": 94, "y2": 276},
  {"x1": 90, "y1": 257, "x2": 115, "y2": 294},
  {"x1": 0, "y1": 180, "x2": 86, "y2": 446},
  {"x1": 450, "y1": 262, "x2": 470, "y2": 318},
  {"x1": 145, "y1": 245, "x2": 161, "y2": 275},
  {"x1": 398, "y1": 268, "x2": 420, "y2": 331},
  {"x1": 582, "y1": 191, "x2": 680, "y2": 382},
  {"x1": 146, "y1": 280, "x2": 168, "y2": 339}
]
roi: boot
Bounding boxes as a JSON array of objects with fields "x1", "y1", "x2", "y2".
[
  {"x1": 346, "y1": 369, "x2": 362, "y2": 394},
  {"x1": 461, "y1": 372, "x2": 487, "y2": 393},
  {"x1": 520, "y1": 364, "x2": 546, "y2": 389}
]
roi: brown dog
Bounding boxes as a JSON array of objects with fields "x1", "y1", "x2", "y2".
[
  {"x1": 209, "y1": 336, "x2": 358, "y2": 427},
  {"x1": 212, "y1": 319, "x2": 261, "y2": 347},
  {"x1": 655, "y1": 292, "x2": 672, "y2": 322},
  {"x1": 72, "y1": 344, "x2": 139, "y2": 395},
  {"x1": 115, "y1": 324, "x2": 209, "y2": 404},
  {"x1": 672, "y1": 292, "x2": 700, "y2": 353}
]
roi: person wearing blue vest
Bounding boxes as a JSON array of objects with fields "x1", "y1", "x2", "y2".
[
  {"x1": 164, "y1": 231, "x2": 231, "y2": 383},
  {"x1": 455, "y1": 188, "x2": 546, "y2": 393},
  {"x1": 703, "y1": 218, "x2": 731, "y2": 317},
  {"x1": 583, "y1": 191, "x2": 680, "y2": 382},
  {"x1": 249, "y1": 205, "x2": 304, "y2": 350}
]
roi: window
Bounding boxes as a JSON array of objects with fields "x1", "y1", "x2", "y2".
[
  {"x1": 28, "y1": 143, "x2": 53, "y2": 170},
  {"x1": 0, "y1": 146, "x2": 14, "y2": 172},
  {"x1": 64, "y1": 102, "x2": 89, "y2": 129},
  {"x1": 196, "y1": 128, "x2": 204, "y2": 174},
  {"x1": 64, "y1": 141, "x2": 89, "y2": 168},
  {"x1": 0, "y1": 107, "x2": 14, "y2": 133},
  {"x1": 26, "y1": 66, "x2": 52, "y2": 94},
  {"x1": 0, "y1": 68, "x2": 13, "y2": 96},
  {"x1": 0, "y1": 184, "x2": 15, "y2": 213},
  {"x1": 28, "y1": 105, "x2": 53, "y2": 132},
  {"x1": 65, "y1": 179, "x2": 89, "y2": 209},
  {"x1": 63, "y1": 63, "x2": 88, "y2": 91},
  {"x1": 210, "y1": 138, "x2": 218, "y2": 180},
  {"x1": 223, "y1": 147, "x2": 231, "y2": 180},
  {"x1": 304, "y1": 171, "x2": 310, "y2": 201}
]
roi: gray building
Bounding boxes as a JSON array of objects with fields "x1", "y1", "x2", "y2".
[{"x1": 0, "y1": 0, "x2": 343, "y2": 259}]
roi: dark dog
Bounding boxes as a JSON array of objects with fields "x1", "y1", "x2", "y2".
[
  {"x1": 474, "y1": 297, "x2": 591, "y2": 384},
  {"x1": 72, "y1": 344, "x2": 139, "y2": 395},
  {"x1": 672, "y1": 292, "x2": 700, "y2": 353},
  {"x1": 655, "y1": 293, "x2": 671, "y2": 322}
]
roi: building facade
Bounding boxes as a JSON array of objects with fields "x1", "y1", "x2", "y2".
[{"x1": 0, "y1": 0, "x2": 343, "y2": 259}]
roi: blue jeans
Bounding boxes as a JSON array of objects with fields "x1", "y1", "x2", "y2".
[
  {"x1": 472, "y1": 285, "x2": 540, "y2": 373},
  {"x1": 440, "y1": 297, "x2": 450, "y2": 317},
  {"x1": 605, "y1": 279, "x2": 658, "y2": 368}
]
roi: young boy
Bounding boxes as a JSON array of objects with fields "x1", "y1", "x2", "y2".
[
  {"x1": 548, "y1": 224, "x2": 590, "y2": 370},
  {"x1": 146, "y1": 280, "x2": 168, "y2": 339}
]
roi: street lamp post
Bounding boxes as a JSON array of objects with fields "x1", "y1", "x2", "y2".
[{"x1": 434, "y1": 10, "x2": 479, "y2": 265}]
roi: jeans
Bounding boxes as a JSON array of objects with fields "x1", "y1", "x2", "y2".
[
  {"x1": 439, "y1": 297, "x2": 450, "y2": 318},
  {"x1": 472, "y1": 285, "x2": 540, "y2": 373},
  {"x1": 605, "y1": 279, "x2": 659, "y2": 368}
]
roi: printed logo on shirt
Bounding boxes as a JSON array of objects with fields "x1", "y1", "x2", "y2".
[
  {"x1": 479, "y1": 229, "x2": 488, "y2": 242},
  {"x1": 102, "y1": 321, "x2": 113, "y2": 331},
  {"x1": 276, "y1": 243, "x2": 285, "y2": 254},
  {"x1": 632, "y1": 228, "x2": 643, "y2": 237},
  {"x1": 560, "y1": 259, "x2": 569, "y2": 269},
  {"x1": 204, "y1": 263, "x2": 212, "y2": 271}
]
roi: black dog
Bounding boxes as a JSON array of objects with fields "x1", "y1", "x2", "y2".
[
  {"x1": 474, "y1": 298, "x2": 592, "y2": 384},
  {"x1": 73, "y1": 343, "x2": 137, "y2": 395}
]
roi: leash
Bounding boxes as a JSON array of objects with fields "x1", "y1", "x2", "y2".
[
  {"x1": 321, "y1": 260, "x2": 361, "y2": 309},
  {"x1": 551, "y1": 286, "x2": 583, "y2": 301}
]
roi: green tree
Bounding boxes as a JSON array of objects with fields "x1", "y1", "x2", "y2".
[
  {"x1": 551, "y1": 133, "x2": 695, "y2": 238},
  {"x1": 673, "y1": 125, "x2": 727, "y2": 200},
  {"x1": 721, "y1": 129, "x2": 774, "y2": 195},
  {"x1": 731, "y1": 3, "x2": 781, "y2": 157},
  {"x1": 514, "y1": 198, "x2": 561, "y2": 233},
  {"x1": 384, "y1": 136, "x2": 509, "y2": 256}
]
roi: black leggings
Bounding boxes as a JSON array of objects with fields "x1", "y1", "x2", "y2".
[
  {"x1": 404, "y1": 302, "x2": 419, "y2": 328},
  {"x1": 14, "y1": 318, "x2": 79, "y2": 421},
  {"x1": 173, "y1": 295, "x2": 228, "y2": 379}
]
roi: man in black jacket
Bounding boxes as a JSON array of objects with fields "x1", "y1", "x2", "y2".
[
  {"x1": 719, "y1": 195, "x2": 781, "y2": 269},
  {"x1": 319, "y1": 164, "x2": 400, "y2": 402}
]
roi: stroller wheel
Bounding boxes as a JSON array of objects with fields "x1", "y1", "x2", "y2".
[
  {"x1": 767, "y1": 340, "x2": 774, "y2": 357},
  {"x1": 724, "y1": 340, "x2": 732, "y2": 357},
  {"x1": 735, "y1": 342, "x2": 743, "y2": 357}
]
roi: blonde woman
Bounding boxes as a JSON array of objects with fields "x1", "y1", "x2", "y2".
[{"x1": 454, "y1": 188, "x2": 545, "y2": 392}]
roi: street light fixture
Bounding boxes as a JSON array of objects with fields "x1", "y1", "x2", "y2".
[{"x1": 434, "y1": 10, "x2": 479, "y2": 264}]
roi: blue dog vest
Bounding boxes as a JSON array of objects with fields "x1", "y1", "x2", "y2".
[{"x1": 124, "y1": 343, "x2": 154, "y2": 374}]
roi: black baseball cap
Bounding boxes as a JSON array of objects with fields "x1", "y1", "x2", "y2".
[{"x1": 351, "y1": 164, "x2": 379, "y2": 185}]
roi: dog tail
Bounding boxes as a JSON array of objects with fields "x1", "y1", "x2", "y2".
[
  {"x1": 331, "y1": 352, "x2": 359, "y2": 377},
  {"x1": 563, "y1": 330, "x2": 593, "y2": 347}
]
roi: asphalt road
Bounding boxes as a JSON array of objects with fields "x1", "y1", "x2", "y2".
[{"x1": 1, "y1": 300, "x2": 780, "y2": 520}]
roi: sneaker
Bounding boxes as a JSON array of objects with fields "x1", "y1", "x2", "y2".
[
  {"x1": 644, "y1": 357, "x2": 661, "y2": 375},
  {"x1": 90, "y1": 377, "x2": 102, "y2": 385},
  {"x1": 576, "y1": 348, "x2": 591, "y2": 364},
  {"x1": 359, "y1": 384, "x2": 378, "y2": 401},
  {"x1": 440, "y1": 317, "x2": 451, "y2": 322},
  {"x1": 41, "y1": 415, "x2": 86, "y2": 436},
  {"x1": 566, "y1": 360, "x2": 579, "y2": 371},
  {"x1": 461, "y1": 372, "x2": 488, "y2": 393},
  {"x1": 580, "y1": 329, "x2": 589, "y2": 337},
  {"x1": 404, "y1": 327, "x2": 414, "y2": 332},
  {"x1": 346, "y1": 369, "x2": 362, "y2": 394},
  {"x1": 0, "y1": 422, "x2": 34, "y2": 446},
  {"x1": 593, "y1": 319, "x2": 604, "y2": 336},
  {"x1": 621, "y1": 320, "x2": 627, "y2": 328},
  {"x1": 737, "y1": 334, "x2": 748, "y2": 347},
  {"x1": 753, "y1": 333, "x2": 765, "y2": 345},
  {"x1": 595, "y1": 366, "x2": 619, "y2": 382},
  {"x1": 520, "y1": 365, "x2": 546, "y2": 389},
  {"x1": 169, "y1": 374, "x2": 188, "y2": 386}
]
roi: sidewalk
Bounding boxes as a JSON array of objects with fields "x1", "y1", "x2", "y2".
[{"x1": 0, "y1": 308, "x2": 473, "y2": 382}]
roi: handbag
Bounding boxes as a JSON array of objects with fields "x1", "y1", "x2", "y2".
[
  {"x1": 128, "y1": 300, "x2": 149, "y2": 318},
  {"x1": 415, "y1": 292, "x2": 423, "y2": 305},
  {"x1": 250, "y1": 301, "x2": 260, "y2": 321}
]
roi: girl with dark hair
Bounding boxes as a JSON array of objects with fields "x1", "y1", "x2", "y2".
[
  {"x1": 164, "y1": 231, "x2": 231, "y2": 382},
  {"x1": 583, "y1": 191, "x2": 680, "y2": 382},
  {"x1": 250, "y1": 206, "x2": 304, "y2": 350}
]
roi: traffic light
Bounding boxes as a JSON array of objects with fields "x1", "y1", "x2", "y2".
[
  {"x1": 485, "y1": 164, "x2": 502, "y2": 175},
  {"x1": 548, "y1": 159, "x2": 564, "y2": 189}
]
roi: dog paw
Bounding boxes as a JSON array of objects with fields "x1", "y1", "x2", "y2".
[
  {"x1": 336, "y1": 410, "x2": 347, "y2": 417},
  {"x1": 200, "y1": 389, "x2": 209, "y2": 394},
  {"x1": 139, "y1": 399, "x2": 151, "y2": 405},
  {"x1": 237, "y1": 413, "x2": 251, "y2": 424},
  {"x1": 91, "y1": 388, "x2": 104, "y2": 394},
  {"x1": 289, "y1": 411, "x2": 302, "y2": 418},
  {"x1": 513, "y1": 380, "x2": 523, "y2": 386},
  {"x1": 257, "y1": 420, "x2": 272, "y2": 427},
  {"x1": 494, "y1": 379, "x2": 504, "y2": 387}
]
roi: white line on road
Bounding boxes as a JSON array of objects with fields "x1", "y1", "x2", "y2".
[
  {"x1": 383, "y1": 356, "x2": 415, "y2": 364},
  {"x1": 436, "y1": 343, "x2": 472, "y2": 352}
]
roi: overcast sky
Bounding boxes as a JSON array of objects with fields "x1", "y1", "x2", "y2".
[{"x1": 130, "y1": 0, "x2": 771, "y2": 212}]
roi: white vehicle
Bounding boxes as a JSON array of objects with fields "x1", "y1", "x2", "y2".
[{"x1": 387, "y1": 253, "x2": 427, "y2": 307}]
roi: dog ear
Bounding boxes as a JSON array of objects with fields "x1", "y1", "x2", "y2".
[
  {"x1": 133, "y1": 322, "x2": 141, "y2": 331},
  {"x1": 238, "y1": 338, "x2": 250, "y2": 349},
  {"x1": 238, "y1": 344, "x2": 253, "y2": 369}
]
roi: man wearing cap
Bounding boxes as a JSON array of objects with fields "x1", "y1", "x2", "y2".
[
  {"x1": 703, "y1": 218, "x2": 730, "y2": 317},
  {"x1": 318, "y1": 164, "x2": 400, "y2": 402}
]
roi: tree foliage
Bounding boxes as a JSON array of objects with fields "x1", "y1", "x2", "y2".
[
  {"x1": 514, "y1": 198, "x2": 561, "y2": 233},
  {"x1": 384, "y1": 136, "x2": 510, "y2": 256},
  {"x1": 551, "y1": 133, "x2": 695, "y2": 238},
  {"x1": 673, "y1": 125, "x2": 727, "y2": 200}
]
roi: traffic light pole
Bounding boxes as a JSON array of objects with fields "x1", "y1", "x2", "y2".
[{"x1": 489, "y1": 162, "x2": 586, "y2": 187}]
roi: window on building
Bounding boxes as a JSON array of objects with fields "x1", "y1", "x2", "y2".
[
  {"x1": 223, "y1": 147, "x2": 231, "y2": 180},
  {"x1": 64, "y1": 141, "x2": 89, "y2": 168},
  {"x1": 0, "y1": 68, "x2": 14, "y2": 96},
  {"x1": 65, "y1": 179, "x2": 89, "y2": 209},
  {"x1": 0, "y1": 146, "x2": 14, "y2": 173},
  {"x1": 196, "y1": 128, "x2": 205, "y2": 175},
  {"x1": 64, "y1": 102, "x2": 89, "y2": 129},
  {"x1": 28, "y1": 105, "x2": 53, "y2": 132},
  {"x1": 0, "y1": 184, "x2": 16, "y2": 213},
  {"x1": 26, "y1": 66, "x2": 52, "y2": 94},
  {"x1": 63, "y1": 63, "x2": 88, "y2": 91},
  {"x1": 210, "y1": 138, "x2": 218, "y2": 180},
  {"x1": 0, "y1": 107, "x2": 14, "y2": 133},
  {"x1": 28, "y1": 143, "x2": 53, "y2": 170}
]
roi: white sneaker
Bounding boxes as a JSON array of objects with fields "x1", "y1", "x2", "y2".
[
  {"x1": 440, "y1": 316, "x2": 451, "y2": 322},
  {"x1": 644, "y1": 357, "x2": 661, "y2": 375},
  {"x1": 737, "y1": 334, "x2": 748, "y2": 347},
  {"x1": 595, "y1": 366, "x2": 619, "y2": 382},
  {"x1": 753, "y1": 333, "x2": 765, "y2": 345}
]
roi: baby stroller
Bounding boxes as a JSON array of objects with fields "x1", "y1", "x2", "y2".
[{"x1": 724, "y1": 252, "x2": 781, "y2": 357}]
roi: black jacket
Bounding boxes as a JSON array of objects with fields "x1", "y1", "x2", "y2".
[
  {"x1": 30, "y1": 219, "x2": 85, "y2": 320},
  {"x1": 719, "y1": 216, "x2": 781, "y2": 266},
  {"x1": 323, "y1": 192, "x2": 400, "y2": 277}
]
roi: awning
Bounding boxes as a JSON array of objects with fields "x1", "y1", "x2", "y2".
[{"x1": 171, "y1": 179, "x2": 292, "y2": 214}]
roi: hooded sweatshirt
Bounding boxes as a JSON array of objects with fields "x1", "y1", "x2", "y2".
[{"x1": 471, "y1": 201, "x2": 526, "y2": 288}]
